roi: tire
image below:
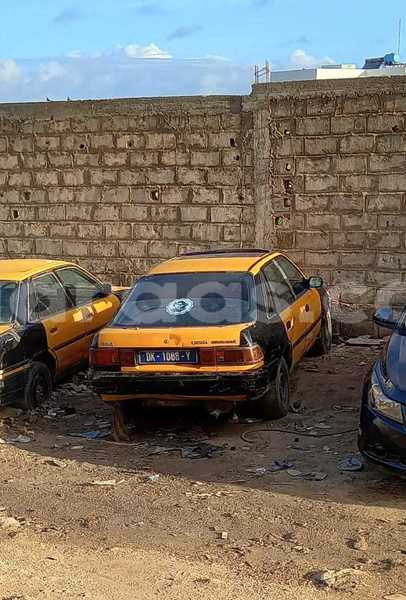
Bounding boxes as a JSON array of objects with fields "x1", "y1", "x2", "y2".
[
  {"x1": 312, "y1": 306, "x2": 333, "y2": 356},
  {"x1": 256, "y1": 357, "x2": 290, "y2": 420},
  {"x1": 23, "y1": 361, "x2": 52, "y2": 411}
]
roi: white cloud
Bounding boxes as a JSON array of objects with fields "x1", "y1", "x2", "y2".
[
  {"x1": 38, "y1": 61, "x2": 67, "y2": 82},
  {"x1": 289, "y1": 48, "x2": 335, "y2": 69},
  {"x1": 0, "y1": 59, "x2": 21, "y2": 83},
  {"x1": 124, "y1": 43, "x2": 172, "y2": 59}
]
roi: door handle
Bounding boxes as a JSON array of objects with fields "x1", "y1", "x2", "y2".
[
  {"x1": 50, "y1": 327, "x2": 58, "y2": 334},
  {"x1": 305, "y1": 304, "x2": 310, "y2": 312},
  {"x1": 286, "y1": 320, "x2": 293, "y2": 331}
]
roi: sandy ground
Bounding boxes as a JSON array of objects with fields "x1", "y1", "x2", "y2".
[{"x1": 0, "y1": 344, "x2": 405, "y2": 600}]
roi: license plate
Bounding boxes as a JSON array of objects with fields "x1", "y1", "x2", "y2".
[{"x1": 137, "y1": 350, "x2": 198, "y2": 364}]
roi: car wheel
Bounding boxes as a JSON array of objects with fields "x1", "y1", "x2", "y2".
[
  {"x1": 256, "y1": 357, "x2": 290, "y2": 420},
  {"x1": 312, "y1": 306, "x2": 333, "y2": 356},
  {"x1": 23, "y1": 362, "x2": 52, "y2": 410}
]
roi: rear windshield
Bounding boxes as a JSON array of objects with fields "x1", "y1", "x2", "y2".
[
  {"x1": 113, "y1": 272, "x2": 256, "y2": 328},
  {"x1": 0, "y1": 281, "x2": 18, "y2": 323}
]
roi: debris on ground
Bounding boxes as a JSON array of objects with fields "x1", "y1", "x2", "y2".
[
  {"x1": 311, "y1": 568, "x2": 359, "y2": 591},
  {"x1": 384, "y1": 594, "x2": 406, "y2": 600},
  {"x1": 44, "y1": 458, "x2": 67, "y2": 468},
  {"x1": 68, "y1": 429, "x2": 111, "y2": 440},
  {"x1": 219, "y1": 531, "x2": 229, "y2": 541},
  {"x1": 146, "y1": 474, "x2": 160, "y2": 483},
  {"x1": 0, "y1": 407, "x2": 23, "y2": 420},
  {"x1": 0, "y1": 515, "x2": 22, "y2": 530},
  {"x1": 181, "y1": 443, "x2": 225, "y2": 459},
  {"x1": 5, "y1": 435, "x2": 32, "y2": 444},
  {"x1": 337, "y1": 456, "x2": 364, "y2": 472},
  {"x1": 147, "y1": 446, "x2": 178, "y2": 456},
  {"x1": 346, "y1": 336, "x2": 384, "y2": 347},
  {"x1": 350, "y1": 535, "x2": 369, "y2": 551},
  {"x1": 91, "y1": 479, "x2": 125, "y2": 487},
  {"x1": 286, "y1": 469, "x2": 327, "y2": 481},
  {"x1": 247, "y1": 461, "x2": 295, "y2": 476}
]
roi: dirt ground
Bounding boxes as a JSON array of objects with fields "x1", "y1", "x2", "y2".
[{"x1": 0, "y1": 343, "x2": 405, "y2": 600}]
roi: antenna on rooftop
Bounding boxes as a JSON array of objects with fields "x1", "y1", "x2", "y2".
[{"x1": 397, "y1": 17, "x2": 402, "y2": 56}]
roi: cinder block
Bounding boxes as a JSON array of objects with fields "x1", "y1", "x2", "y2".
[
  {"x1": 147, "y1": 241, "x2": 177, "y2": 258},
  {"x1": 77, "y1": 224, "x2": 104, "y2": 238},
  {"x1": 121, "y1": 205, "x2": 149, "y2": 221},
  {"x1": 48, "y1": 153, "x2": 73, "y2": 168},
  {"x1": 161, "y1": 151, "x2": 189, "y2": 166},
  {"x1": 118, "y1": 170, "x2": 145, "y2": 185},
  {"x1": 145, "y1": 133, "x2": 176, "y2": 150},
  {"x1": 90, "y1": 134, "x2": 115, "y2": 149},
  {"x1": 192, "y1": 223, "x2": 222, "y2": 242},
  {"x1": 191, "y1": 151, "x2": 220, "y2": 167},
  {"x1": 93, "y1": 205, "x2": 120, "y2": 221},
  {"x1": 74, "y1": 188, "x2": 102, "y2": 204},
  {"x1": 118, "y1": 241, "x2": 148, "y2": 258},
  {"x1": 103, "y1": 153, "x2": 128, "y2": 167},
  {"x1": 0, "y1": 155, "x2": 19, "y2": 169},
  {"x1": 296, "y1": 157, "x2": 331, "y2": 174},
  {"x1": 105, "y1": 223, "x2": 132, "y2": 239},
  {"x1": 339, "y1": 136, "x2": 375, "y2": 153},
  {"x1": 38, "y1": 206, "x2": 66, "y2": 221},
  {"x1": 305, "y1": 251, "x2": 339, "y2": 267},
  {"x1": 378, "y1": 214, "x2": 406, "y2": 229},
  {"x1": 366, "y1": 194, "x2": 402, "y2": 212},
  {"x1": 48, "y1": 188, "x2": 74, "y2": 204},
  {"x1": 35, "y1": 239, "x2": 63, "y2": 255},
  {"x1": 208, "y1": 132, "x2": 240, "y2": 147},
  {"x1": 368, "y1": 114, "x2": 405, "y2": 133},
  {"x1": 223, "y1": 225, "x2": 241, "y2": 242},
  {"x1": 305, "y1": 174, "x2": 338, "y2": 192},
  {"x1": 223, "y1": 188, "x2": 253, "y2": 204},
  {"x1": 23, "y1": 154, "x2": 47, "y2": 169},
  {"x1": 341, "y1": 214, "x2": 378, "y2": 230},
  {"x1": 66, "y1": 205, "x2": 93, "y2": 221},
  {"x1": 0, "y1": 222, "x2": 23, "y2": 237},
  {"x1": 35, "y1": 171, "x2": 59, "y2": 186},
  {"x1": 304, "y1": 137, "x2": 337, "y2": 155},
  {"x1": 379, "y1": 174, "x2": 406, "y2": 192},
  {"x1": 162, "y1": 224, "x2": 192, "y2": 240},
  {"x1": 10, "y1": 137, "x2": 34, "y2": 153},
  {"x1": 177, "y1": 167, "x2": 207, "y2": 185},
  {"x1": 306, "y1": 97, "x2": 336, "y2": 115},
  {"x1": 330, "y1": 194, "x2": 364, "y2": 212},
  {"x1": 0, "y1": 190, "x2": 19, "y2": 204},
  {"x1": 130, "y1": 151, "x2": 159, "y2": 167},
  {"x1": 180, "y1": 206, "x2": 208, "y2": 222},
  {"x1": 91, "y1": 242, "x2": 118, "y2": 257},
  {"x1": 369, "y1": 154, "x2": 406, "y2": 173},
  {"x1": 368, "y1": 232, "x2": 401, "y2": 249},
  {"x1": 341, "y1": 252, "x2": 376, "y2": 267},
  {"x1": 147, "y1": 168, "x2": 175, "y2": 185},
  {"x1": 185, "y1": 133, "x2": 207, "y2": 148},
  {"x1": 49, "y1": 223, "x2": 77, "y2": 239},
  {"x1": 24, "y1": 223, "x2": 49, "y2": 237},
  {"x1": 133, "y1": 224, "x2": 162, "y2": 239},
  {"x1": 207, "y1": 168, "x2": 240, "y2": 186},
  {"x1": 9, "y1": 172, "x2": 32, "y2": 187},
  {"x1": 211, "y1": 206, "x2": 241, "y2": 223},
  {"x1": 150, "y1": 206, "x2": 179, "y2": 222},
  {"x1": 0, "y1": 138, "x2": 6, "y2": 152},
  {"x1": 295, "y1": 194, "x2": 330, "y2": 212},
  {"x1": 331, "y1": 116, "x2": 366, "y2": 134},
  {"x1": 342, "y1": 95, "x2": 380, "y2": 114},
  {"x1": 296, "y1": 117, "x2": 330, "y2": 136},
  {"x1": 7, "y1": 239, "x2": 34, "y2": 254},
  {"x1": 62, "y1": 170, "x2": 85, "y2": 186},
  {"x1": 62, "y1": 135, "x2": 89, "y2": 151},
  {"x1": 102, "y1": 116, "x2": 129, "y2": 131},
  {"x1": 334, "y1": 156, "x2": 366, "y2": 174},
  {"x1": 36, "y1": 137, "x2": 60, "y2": 151},
  {"x1": 296, "y1": 231, "x2": 330, "y2": 249},
  {"x1": 276, "y1": 137, "x2": 304, "y2": 156},
  {"x1": 331, "y1": 232, "x2": 366, "y2": 249},
  {"x1": 75, "y1": 154, "x2": 99, "y2": 167},
  {"x1": 307, "y1": 214, "x2": 340, "y2": 230},
  {"x1": 161, "y1": 188, "x2": 190, "y2": 204},
  {"x1": 342, "y1": 175, "x2": 379, "y2": 192},
  {"x1": 101, "y1": 187, "x2": 129, "y2": 204},
  {"x1": 63, "y1": 240, "x2": 88, "y2": 256},
  {"x1": 377, "y1": 252, "x2": 406, "y2": 270},
  {"x1": 117, "y1": 135, "x2": 145, "y2": 150}
]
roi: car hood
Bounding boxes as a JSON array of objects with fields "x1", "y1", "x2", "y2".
[
  {"x1": 386, "y1": 332, "x2": 406, "y2": 392},
  {"x1": 0, "y1": 324, "x2": 13, "y2": 336}
]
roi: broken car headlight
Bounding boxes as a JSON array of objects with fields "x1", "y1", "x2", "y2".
[{"x1": 368, "y1": 384, "x2": 404, "y2": 424}]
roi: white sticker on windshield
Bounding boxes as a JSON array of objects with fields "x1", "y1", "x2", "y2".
[{"x1": 166, "y1": 298, "x2": 194, "y2": 316}]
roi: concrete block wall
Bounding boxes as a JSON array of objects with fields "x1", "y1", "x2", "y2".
[
  {"x1": 0, "y1": 97, "x2": 254, "y2": 284},
  {"x1": 253, "y1": 77, "x2": 406, "y2": 333}
]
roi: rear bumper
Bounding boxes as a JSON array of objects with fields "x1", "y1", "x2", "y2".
[
  {"x1": 358, "y1": 365, "x2": 406, "y2": 475},
  {"x1": 90, "y1": 367, "x2": 269, "y2": 402}
]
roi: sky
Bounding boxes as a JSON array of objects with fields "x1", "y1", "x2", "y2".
[{"x1": 0, "y1": 0, "x2": 404, "y2": 102}]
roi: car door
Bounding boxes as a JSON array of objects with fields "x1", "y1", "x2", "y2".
[
  {"x1": 274, "y1": 255, "x2": 322, "y2": 358},
  {"x1": 55, "y1": 267, "x2": 120, "y2": 353},
  {"x1": 29, "y1": 272, "x2": 88, "y2": 375}
]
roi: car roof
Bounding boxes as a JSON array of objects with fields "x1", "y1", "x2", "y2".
[
  {"x1": 149, "y1": 249, "x2": 280, "y2": 275},
  {"x1": 0, "y1": 259, "x2": 76, "y2": 281}
]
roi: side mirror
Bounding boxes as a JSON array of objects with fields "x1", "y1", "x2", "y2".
[
  {"x1": 373, "y1": 307, "x2": 397, "y2": 330},
  {"x1": 0, "y1": 333, "x2": 19, "y2": 354},
  {"x1": 309, "y1": 276, "x2": 323, "y2": 289},
  {"x1": 100, "y1": 282, "x2": 113, "y2": 296}
]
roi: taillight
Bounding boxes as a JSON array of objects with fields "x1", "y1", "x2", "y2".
[
  {"x1": 200, "y1": 344, "x2": 263, "y2": 366},
  {"x1": 90, "y1": 348, "x2": 135, "y2": 368}
]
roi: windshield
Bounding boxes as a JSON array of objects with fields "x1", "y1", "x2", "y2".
[
  {"x1": 0, "y1": 281, "x2": 19, "y2": 324},
  {"x1": 113, "y1": 272, "x2": 256, "y2": 328}
]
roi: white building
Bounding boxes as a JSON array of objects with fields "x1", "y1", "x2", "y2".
[{"x1": 270, "y1": 54, "x2": 406, "y2": 83}]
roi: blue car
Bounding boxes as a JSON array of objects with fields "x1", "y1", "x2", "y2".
[{"x1": 358, "y1": 307, "x2": 406, "y2": 475}]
